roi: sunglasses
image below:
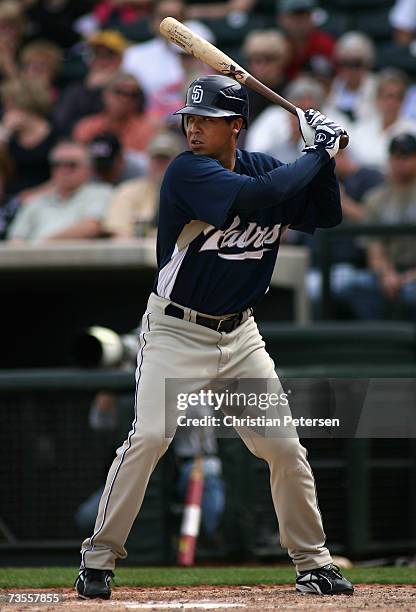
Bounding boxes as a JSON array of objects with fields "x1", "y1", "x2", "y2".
[
  {"x1": 111, "y1": 87, "x2": 139, "y2": 98},
  {"x1": 379, "y1": 91, "x2": 404, "y2": 100},
  {"x1": 51, "y1": 159, "x2": 83, "y2": 169},
  {"x1": 92, "y1": 47, "x2": 118, "y2": 60}
]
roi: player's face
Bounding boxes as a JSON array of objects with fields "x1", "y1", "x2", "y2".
[{"x1": 185, "y1": 114, "x2": 242, "y2": 161}]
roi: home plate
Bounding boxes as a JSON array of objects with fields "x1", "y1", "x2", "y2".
[{"x1": 117, "y1": 602, "x2": 245, "y2": 609}]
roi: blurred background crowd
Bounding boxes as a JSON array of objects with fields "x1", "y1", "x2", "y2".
[{"x1": 1, "y1": 0, "x2": 416, "y2": 321}]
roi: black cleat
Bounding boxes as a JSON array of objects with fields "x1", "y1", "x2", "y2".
[
  {"x1": 75, "y1": 568, "x2": 114, "y2": 600},
  {"x1": 296, "y1": 563, "x2": 354, "y2": 595}
]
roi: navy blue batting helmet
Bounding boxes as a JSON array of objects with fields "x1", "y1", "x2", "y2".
[{"x1": 174, "y1": 75, "x2": 249, "y2": 128}]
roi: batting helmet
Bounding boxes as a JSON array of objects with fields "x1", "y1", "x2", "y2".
[{"x1": 174, "y1": 75, "x2": 249, "y2": 128}]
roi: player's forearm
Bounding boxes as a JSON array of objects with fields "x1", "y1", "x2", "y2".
[
  {"x1": 233, "y1": 148, "x2": 329, "y2": 211},
  {"x1": 306, "y1": 160, "x2": 342, "y2": 228}
]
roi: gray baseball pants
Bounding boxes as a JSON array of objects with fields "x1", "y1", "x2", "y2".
[{"x1": 80, "y1": 292, "x2": 332, "y2": 572}]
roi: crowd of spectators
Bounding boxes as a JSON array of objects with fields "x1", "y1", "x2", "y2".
[{"x1": 0, "y1": 0, "x2": 415, "y2": 321}]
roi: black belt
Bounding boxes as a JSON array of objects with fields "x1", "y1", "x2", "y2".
[{"x1": 164, "y1": 303, "x2": 247, "y2": 333}]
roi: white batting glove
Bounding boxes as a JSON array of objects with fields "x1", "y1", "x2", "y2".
[
  {"x1": 303, "y1": 108, "x2": 347, "y2": 159},
  {"x1": 303, "y1": 108, "x2": 329, "y2": 129},
  {"x1": 296, "y1": 107, "x2": 315, "y2": 147},
  {"x1": 314, "y1": 124, "x2": 344, "y2": 158}
]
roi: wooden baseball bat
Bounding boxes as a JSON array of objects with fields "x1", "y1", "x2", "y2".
[
  {"x1": 160, "y1": 17, "x2": 349, "y2": 149},
  {"x1": 177, "y1": 455, "x2": 204, "y2": 566}
]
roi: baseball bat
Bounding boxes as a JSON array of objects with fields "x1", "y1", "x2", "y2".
[
  {"x1": 160, "y1": 17, "x2": 349, "y2": 149},
  {"x1": 177, "y1": 455, "x2": 204, "y2": 566}
]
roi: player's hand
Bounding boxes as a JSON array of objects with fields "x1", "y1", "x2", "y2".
[
  {"x1": 303, "y1": 109, "x2": 329, "y2": 129},
  {"x1": 304, "y1": 109, "x2": 347, "y2": 158},
  {"x1": 314, "y1": 123, "x2": 345, "y2": 158},
  {"x1": 295, "y1": 107, "x2": 315, "y2": 147}
]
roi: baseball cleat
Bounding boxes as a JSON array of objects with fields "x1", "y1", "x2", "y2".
[
  {"x1": 296, "y1": 563, "x2": 354, "y2": 595},
  {"x1": 75, "y1": 568, "x2": 114, "y2": 599}
]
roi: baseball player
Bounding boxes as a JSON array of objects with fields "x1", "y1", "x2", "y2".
[{"x1": 76, "y1": 75, "x2": 353, "y2": 599}]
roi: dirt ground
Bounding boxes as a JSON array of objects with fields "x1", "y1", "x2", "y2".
[{"x1": 1, "y1": 585, "x2": 416, "y2": 612}]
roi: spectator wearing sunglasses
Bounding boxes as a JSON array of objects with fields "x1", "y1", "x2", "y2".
[
  {"x1": 242, "y1": 30, "x2": 289, "y2": 124},
  {"x1": 326, "y1": 31, "x2": 378, "y2": 123},
  {"x1": 6, "y1": 140, "x2": 112, "y2": 244},
  {"x1": 73, "y1": 72, "x2": 157, "y2": 153}
]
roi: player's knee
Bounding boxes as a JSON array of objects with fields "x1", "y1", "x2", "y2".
[
  {"x1": 143, "y1": 430, "x2": 172, "y2": 453},
  {"x1": 119, "y1": 428, "x2": 172, "y2": 455}
]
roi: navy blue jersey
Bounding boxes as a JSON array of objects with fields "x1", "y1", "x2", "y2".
[{"x1": 154, "y1": 148, "x2": 341, "y2": 314}]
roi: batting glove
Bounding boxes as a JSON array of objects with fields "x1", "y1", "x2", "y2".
[
  {"x1": 296, "y1": 107, "x2": 315, "y2": 147},
  {"x1": 303, "y1": 108, "x2": 330, "y2": 129},
  {"x1": 303, "y1": 109, "x2": 346, "y2": 159}
]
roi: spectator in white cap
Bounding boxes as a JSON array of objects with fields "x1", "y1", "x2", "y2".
[
  {"x1": 388, "y1": 0, "x2": 416, "y2": 122},
  {"x1": 326, "y1": 31, "x2": 378, "y2": 123},
  {"x1": 242, "y1": 30, "x2": 290, "y2": 123},
  {"x1": 389, "y1": 0, "x2": 416, "y2": 46}
]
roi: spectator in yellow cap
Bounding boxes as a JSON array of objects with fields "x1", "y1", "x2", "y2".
[{"x1": 53, "y1": 30, "x2": 129, "y2": 136}]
